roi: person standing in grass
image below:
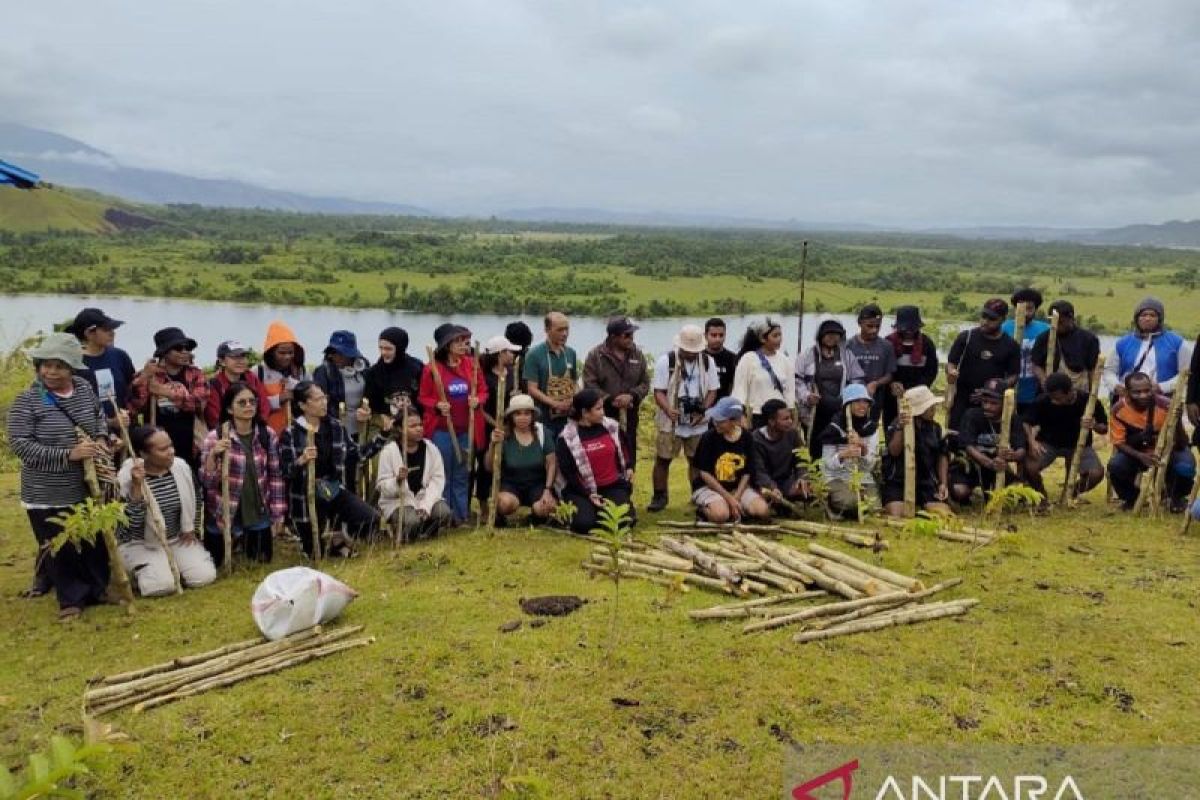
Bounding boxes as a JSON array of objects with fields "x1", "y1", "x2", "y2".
[
  {"x1": 751, "y1": 398, "x2": 810, "y2": 512},
  {"x1": 1000, "y1": 288, "x2": 1050, "y2": 417},
  {"x1": 1104, "y1": 297, "x2": 1189, "y2": 402},
  {"x1": 129, "y1": 327, "x2": 209, "y2": 470},
  {"x1": 692, "y1": 397, "x2": 770, "y2": 523},
  {"x1": 8, "y1": 333, "x2": 112, "y2": 620},
  {"x1": 419, "y1": 324, "x2": 488, "y2": 524},
  {"x1": 523, "y1": 311, "x2": 579, "y2": 442},
  {"x1": 950, "y1": 378, "x2": 1028, "y2": 505},
  {"x1": 199, "y1": 384, "x2": 287, "y2": 566},
  {"x1": 1031, "y1": 300, "x2": 1100, "y2": 393},
  {"x1": 647, "y1": 324, "x2": 719, "y2": 513},
  {"x1": 583, "y1": 315, "x2": 649, "y2": 469},
  {"x1": 846, "y1": 304, "x2": 895, "y2": 424},
  {"x1": 1023, "y1": 372, "x2": 1108, "y2": 505},
  {"x1": 732, "y1": 317, "x2": 794, "y2": 429},
  {"x1": 204, "y1": 340, "x2": 270, "y2": 430},
  {"x1": 313, "y1": 330, "x2": 371, "y2": 437},
  {"x1": 256, "y1": 321, "x2": 308, "y2": 434},
  {"x1": 1107, "y1": 371, "x2": 1194, "y2": 512},
  {"x1": 944, "y1": 299, "x2": 1020, "y2": 434},
  {"x1": 704, "y1": 318, "x2": 739, "y2": 400},
  {"x1": 796, "y1": 319, "x2": 864, "y2": 457},
  {"x1": 881, "y1": 305, "x2": 939, "y2": 428},
  {"x1": 881, "y1": 386, "x2": 951, "y2": 518},
  {"x1": 818, "y1": 384, "x2": 881, "y2": 518},
  {"x1": 556, "y1": 388, "x2": 634, "y2": 534},
  {"x1": 118, "y1": 425, "x2": 216, "y2": 595},
  {"x1": 66, "y1": 307, "x2": 135, "y2": 431},
  {"x1": 474, "y1": 334, "x2": 522, "y2": 522}
]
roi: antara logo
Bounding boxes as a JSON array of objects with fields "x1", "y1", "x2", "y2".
[{"x1": 791, "y1": 762, "x2": 1087, "y2": 800}]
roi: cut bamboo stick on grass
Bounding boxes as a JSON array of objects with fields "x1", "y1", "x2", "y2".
[
  {"x1": 744, "y1": 571, "x2": 803, "y2": 593},
  {"x1": 935, "y1": 530, "x2": 996, "y2": 545},
  {"x1": 792, "y1": 599, "x2": 978, "y2": 643},
  {"x1": 131, "y1": 637, "x2": 375, "y2": 714},
  {"x1": 695, "y1": 591, "x2": 827, "y2": 613},
  {"x1": 593, "y1": 547, "x2": 692, "y2": 572},
  {"x1": 91, "y1": 635, "x2": 267, "y2": 685},
  {"x1": 659, "y1": 536, "x2": 745, "y2": 585},
  {"x1": 741, "y1": 578, "x2": 962, "y2": 634},
  {"x1": 587, "y1": 553, "x2": 752, "y2": 595},
  {"x1": 657, "y1": 520, "x2": 783, "y2": 532},
  {"x1": 807, "y1": 543, "x2": 925, "y2": 592},
  {"x1": 583, "y1": 563, "x2": 691, "y2": 592}
]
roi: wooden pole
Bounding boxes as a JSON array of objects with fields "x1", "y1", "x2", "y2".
[
  {"x1": 793, "y1": 599, "x2": 977, "y2": 643},
  {"x1": 1133, "y1": 370, "x2": 1188, "y2": 515},
  {"x1": 1013, "y1": 301, "x2": 1027, "y2": 352},
  {"x1": 76, "y1": 426, "x2": 102, "y2": 500},
  {"x1": 996, "y1": 388, "x2": 1016, "y2": 492},
  {"x1": 357, "y1": 399, "x2": 371, "y2": 498},
  {"x1": 901, "y1": 397, "x2": 916, "y2": 517},
  {"x1": 1045, "y1": 309, "x2": 1060, "y2": 377},
  {"x1": 305, "y1": 426, "x2": 321, "y2": 563},
  {"x1": 219, "y1": 422, "x2": 233, "y2": 576},
  {"x1": 1061, "y1": 354, "x2": 1105, "y2": 507},
  {"x1": 467, "y1": 342, "x2": 479, "y2": 479},
  {"x1": 394, "y1": 403, "x2": 409, "y2": 545},
  {"x1": 110, "y1": 395, "x2": 182, "y2": 594},
  {"x1": 844, "y1": 405, "x2": 863, "y2": 523},
  {"x1": 795, "y1": 240, "x2": 808, "y2": 354},
  {"x1": 487, "y1": 367, "x2": 508, "y2": 530},
  {"x1": 424, "y1": 345, "x2": 463, "y2": 464}
]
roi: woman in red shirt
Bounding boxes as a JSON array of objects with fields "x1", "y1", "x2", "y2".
[
  {"x1": 556, "y1": 387, "x2": 634, "y2": 534},
  {"x1": 419, "y1": 324, "x2": 488, "y2": 524}
]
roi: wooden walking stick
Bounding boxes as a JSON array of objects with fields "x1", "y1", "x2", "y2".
[
  {"x1": 487, "y1": 368, "x2": 508, "y2": 530},
  {"x1": 357, "y1": 399, "x2": 371, "y2": 497},
  {"x1": 996, "y1": 388, "x2": 1016, "y2": 492},
  {"x1": 110, "y1": 394, "x2": 182, "y2": 593},
  {"x1": 424, "y1": 345, "x2": 463, "y2": 464},
  {"x1": 1132, "y1": 372, "x2": 1188, "y2": 515},
  {"x1": 219, "y1": 422, "x2": 233, "y2": 576},
  {"x1": 1061, "y1": 354, "x2": 1105, "y2": 507},
  {"x1": 394, "y1": 403, "x2": 410, "y2": 545},
  {"x1": 1045, "y1": 309, "x2": 1060, "y2": 377},
  {"x1": 845, "y1": 406, "x2": 863, "y2": 523},
  {"x1": 1013, "y1": 302, "x2": 1027, "y2": 351},
  {"x1": 467, "y1": 342, "x2": 479, "y2": 477},
  {"x1": 306, "y1": 439, "x2": 321, "y2": 563},
  {"x1": 900, "y1": 397, "x2": 916, "y2": 517}
]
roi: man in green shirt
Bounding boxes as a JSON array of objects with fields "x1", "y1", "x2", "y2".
[{"x1": 522, "y1": 311, "x2": 579, "y2": 440}]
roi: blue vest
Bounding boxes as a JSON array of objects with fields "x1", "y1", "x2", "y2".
[{"x1": 1114, "y1": 330, "x2": 1184, "y2": 382}]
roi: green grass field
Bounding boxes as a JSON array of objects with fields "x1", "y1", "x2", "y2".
[
  {"x1": 2, "y1": 444, "x2": 1197, "y2": 798},
  {"x1": 0, "y1": 186, "x2": 116, "y2": 234}
]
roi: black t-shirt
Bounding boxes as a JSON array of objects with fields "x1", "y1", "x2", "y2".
[
  {"x1": 1030, "y1": 327, "x2": 1100, "y2": 375},
  {"x1": 692, "y1": 427, "x2": 756, "y2": 491},
  {"x1": 882, "y1": 418, "x2": 945, "y2": 489},
  {"x1": 404, "y1": 442, "x2": 427, "y2": 494},
  {"x1": 1025, "y1": 391, "x2": 1108, "y2": 450},
  {"x1": 156, "y1": 372, "x2": 196, "y2": 462},
  {"x1": 947, "y1": 329, "x2": 1021, "y2": 403},
  {"x1": 707, "y1": 348, "x2": 739, "y2": 399},
  {"x1": 959, "y1": 406, "x2": 1028, "y2": 459}
]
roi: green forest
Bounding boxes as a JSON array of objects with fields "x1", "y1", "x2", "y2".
[{"x1": 3, "y1": 202, "x2": 1200, "y2": 333}]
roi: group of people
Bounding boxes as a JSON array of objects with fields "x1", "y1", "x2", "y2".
[{"x1": 8, "y1": 293, "x2": 1196, "y2": 619}]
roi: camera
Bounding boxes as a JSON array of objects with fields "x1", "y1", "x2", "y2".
[{"x1": 678, "y1": 395, "x2": 705, "y2": 421}]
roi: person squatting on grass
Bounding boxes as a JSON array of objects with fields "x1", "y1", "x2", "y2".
[
  {"x1": 118, "y1": 425, "x2": 216, "y2": 595},
  {"x1": 556, "y1": 388, "x2": 634, "y2": 534},
  {"x1": 256, "y1": 320, "x2": 309, "y2": 434},
  {"x1": 484, "y1": 394, "x2": 558, "y2": 526},
  {"x1": 691, "y1": 396, "x2": 770, "y2": 523},
  {"x1": 796, "y1": 318, "x2": 865, "y2": 458},
  {"x1": 818, "y1": 384, "x2": 882, "y2": 518},
  {"x1": 751, "y1": 398, "x2": 810, "y2": 513},
  {"x1": 473, "y1": 335, "x2": 522, "y2": 523},
  {"x1": 732, "y1": 317, "x2": 795, "y2": 429},
  {"x1": 199, "y1": 383, "x2": 287, "y2": 566},
  {"x1": 8, "y1": 333, "x2": 115, "y2": 620},
  {"x1": 881, "y1": 386, "x2": 951, "y2": 518},
  {"x1": 950, "y1": 377, "x2": 1028, "y2": 506},
  {"x1": 1107, "y1": 371, "x2": 1195, "y2": 512},
  {"x1": 1022, "y1": 372, "x2": 1108, "y2": 504},
  {"x1": 280, "y1": 380, "x2": 391, "y2": 557},
  {"x1": 419, "y1": 324, "x2": 488, "y2": 524},
  {"x1": 647, "y1": 324, "x2": 719, "y2": 513},
  {"x1": 375, "y1": 411, "x2": 455, "y2": 541}
]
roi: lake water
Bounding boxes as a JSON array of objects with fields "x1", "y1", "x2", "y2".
[{"x1": 0, "y1": 293, "x2": 880, "y2": 363}]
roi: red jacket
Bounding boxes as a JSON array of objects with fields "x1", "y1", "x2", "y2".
[
  {"x1": 204, "y1": 369, "x2": 271, "y2": 430},
  {"x1": 419, "y1": 356, "x2": 489, "y2": 450}
]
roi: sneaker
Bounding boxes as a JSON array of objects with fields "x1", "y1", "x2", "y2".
[{"x1": 646, "y1": 492, "x2": 669, "y2": 513}]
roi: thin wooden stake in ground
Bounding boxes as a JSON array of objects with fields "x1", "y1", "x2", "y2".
[
  {"x1": 425, "y1": 345, "x2": 463, "y2": 464},
  {"x1": 219, "y1": 421, "x2": 233, "y2": 576},
  {"x1": 306, "y1": 440, "x2": 321, "y2": 563},
  {"x1": 1045, "y1": 309, "x2": 1060, "y2": 377},
  {"x1": 901, "y1": 397, "x2": 916, "y2": 516},
  {"x1": 1134, "y1": 369, "x2": 1188, "y2": 515},
  {"x1": 995, "y1": 388, "x2": 1015, "y2": 492},
  {"x1": 488, "y1": 366, "x2": 508, "y2": 530},
  {"x1": 1061, "y1": 354, "x2": 1105, "y2": 507}
]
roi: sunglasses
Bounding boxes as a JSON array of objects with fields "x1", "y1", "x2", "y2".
[
  {"x1": 170, "y1": 345, "x2": 195, "y2": 353},
  {"x1": 233, "y1": 397, "x2": 257, "y2": 407}
]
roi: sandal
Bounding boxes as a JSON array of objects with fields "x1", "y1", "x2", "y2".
[
  {"x1": 19, "y1": 585, "x2": 49, "y2": 599},
  {"x1": 57, "y1": 606, "x2": 82, "y2": 622}
]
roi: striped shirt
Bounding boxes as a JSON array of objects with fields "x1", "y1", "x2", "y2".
[
  {"x1": 120, "y1": 471, "x2": 201, "y2": 544},
  {"x1": 7, "y1": 377, "x2": 107, "y2": 507}
]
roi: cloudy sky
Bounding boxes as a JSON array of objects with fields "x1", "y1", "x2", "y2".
[{"x1": 4, "y1": 0, "x2": 1198, "y2": 226}]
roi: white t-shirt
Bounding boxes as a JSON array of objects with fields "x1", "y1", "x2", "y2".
[{"x1": 652, "y1": 352, "x2": 719, "y2": 437}]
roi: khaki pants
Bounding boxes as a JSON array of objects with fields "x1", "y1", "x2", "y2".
[
  {"x1": 119, "y1": 539, "x2": 217, "y2": 597},
  {"x1": 389, "y1": 501, "x2": 455, "y2": 542},
  {"x1": 826, "y1": 480, "x2": 881, "y2": 517}
]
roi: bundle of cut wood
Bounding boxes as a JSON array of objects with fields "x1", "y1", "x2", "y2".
[
  {"x1": 84, "y1": 624, "x2": 374, "y2": 716},
  {"x1": 657, "y1": 519, "x2": 888, "y2": 549},
  {"x1": 880, "y1": 517, "x2": 1001, "y2": 546}
]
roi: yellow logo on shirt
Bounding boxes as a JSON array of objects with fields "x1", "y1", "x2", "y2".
[{"x1": 715, "y1": 452, "x2": 745, "y2": 482}]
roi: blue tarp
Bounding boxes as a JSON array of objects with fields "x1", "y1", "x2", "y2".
[{"x1": 0, "y1": 159, "x2": 39, "y2": 189}]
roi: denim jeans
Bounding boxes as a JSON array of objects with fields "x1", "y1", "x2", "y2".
[{"x1": 432, "y1": 429, "x2": 471, "y2": 522}]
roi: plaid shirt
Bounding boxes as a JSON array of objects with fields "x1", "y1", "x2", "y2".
[
  {"x1": 198, "y1": 426, "x2": 287, "y2": 524},
  {"x1": 278, "y1": 417, "x2": 387, "y2": 523},
  {"x1": 129, "y1": 364, "x2": 210, "y2": 415}
]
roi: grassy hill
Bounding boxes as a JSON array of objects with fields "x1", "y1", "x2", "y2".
[{"x1": 0, "y1": 184, "x2": 118, "y2": 233}]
